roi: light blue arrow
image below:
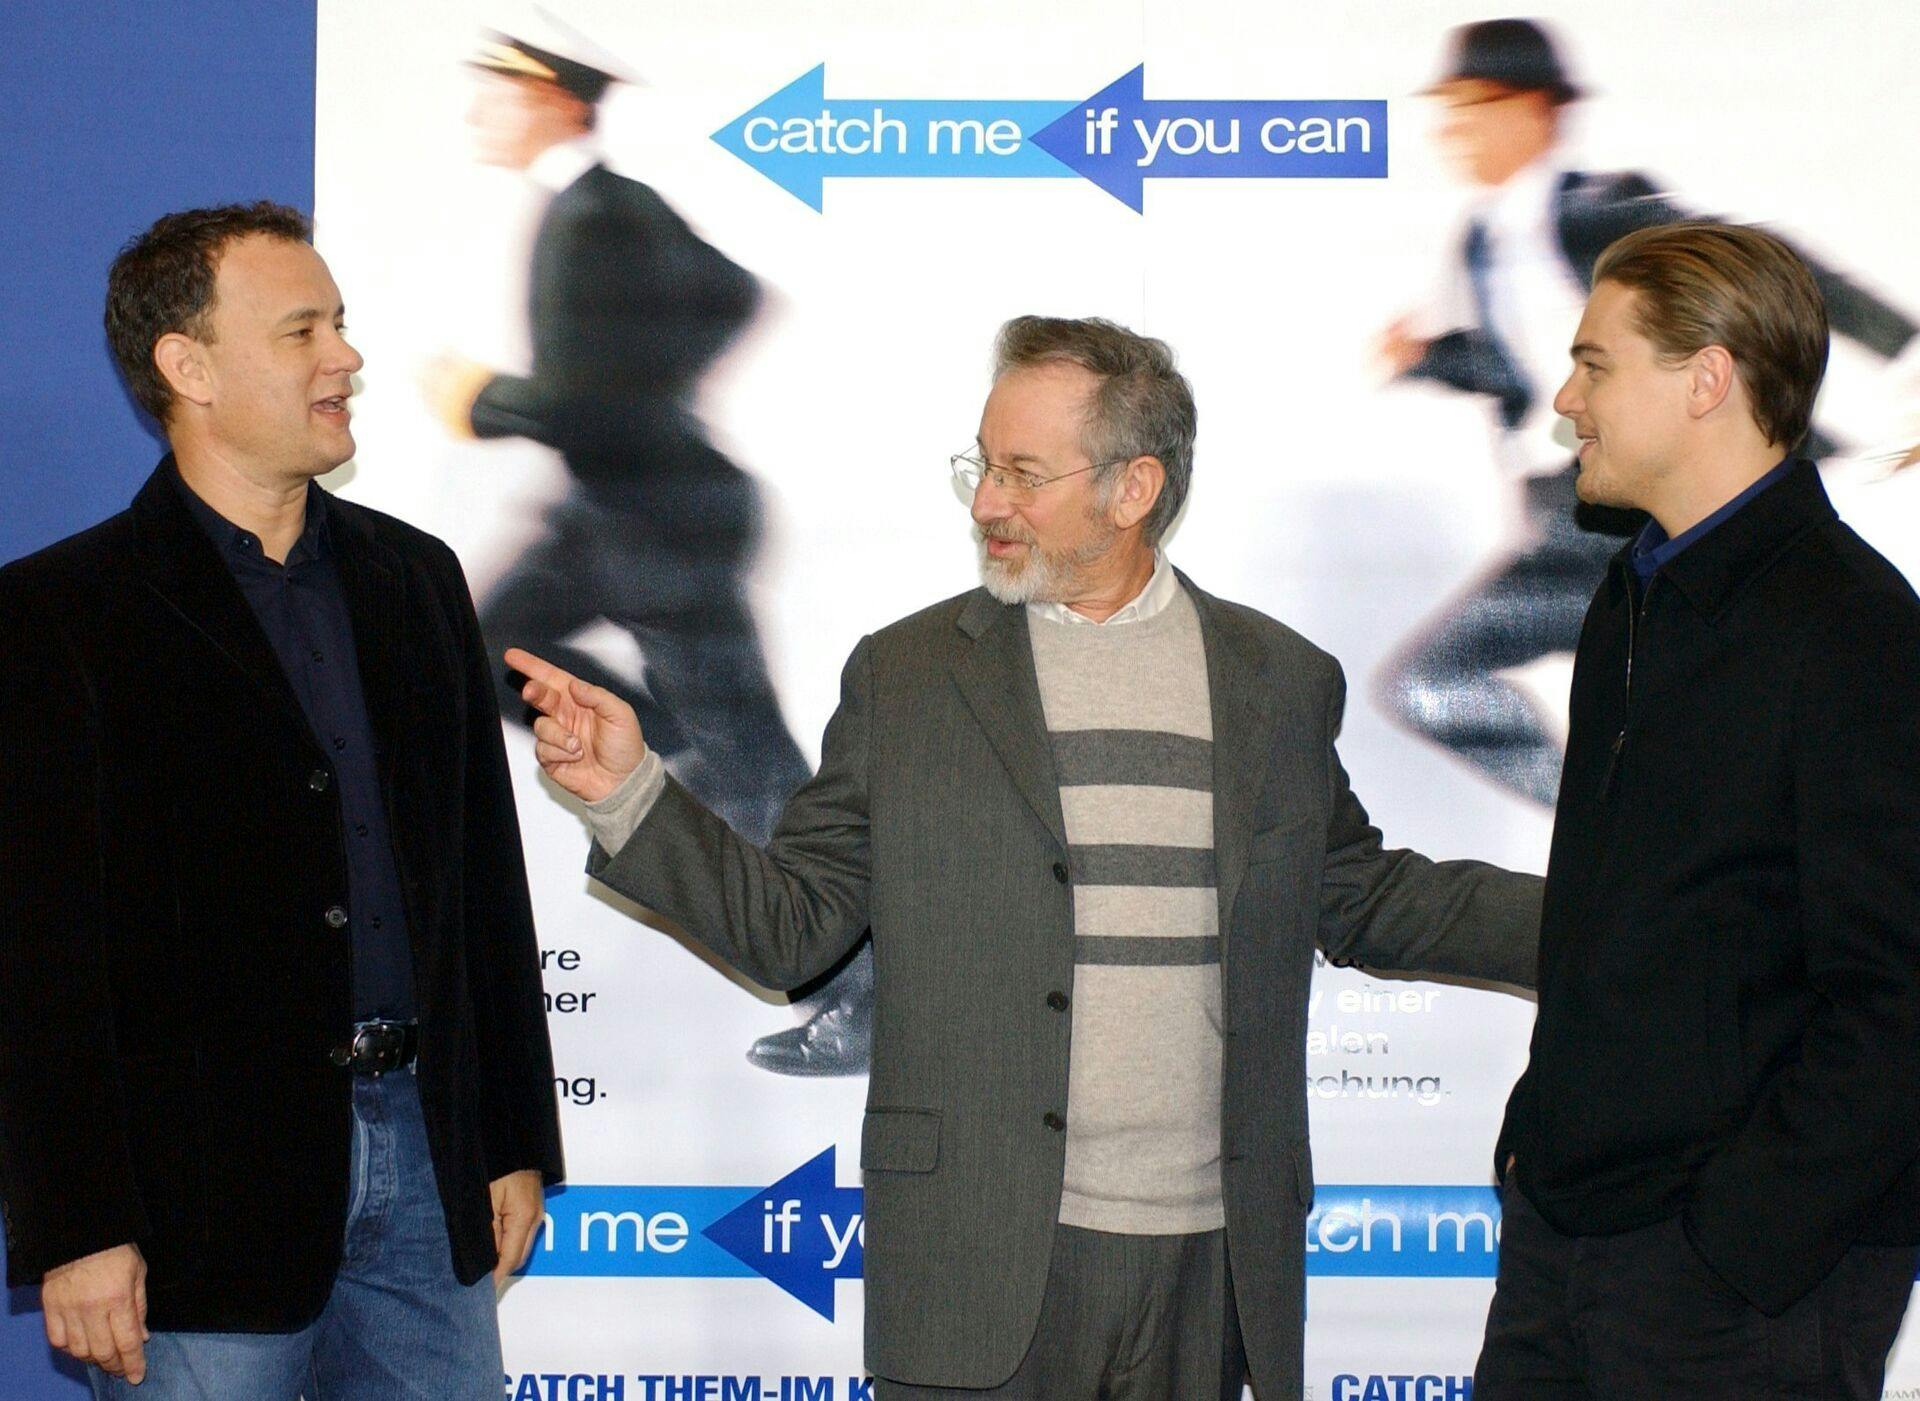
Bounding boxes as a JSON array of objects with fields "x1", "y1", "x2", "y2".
[
  {"x1": 712, "y1": 64, "x2": 1076, "y2": 210},
  {"x1": 1031, "y1": 66, "x2": 1389, "y2": 211}
]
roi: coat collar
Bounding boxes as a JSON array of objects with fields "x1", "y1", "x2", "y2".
[
  {"x1": 951, "y1": 590, "x2": 1066, "y2": 850},
  {"x1": 130, "y1": 456, "x2": 410, "y2": 778},
  {"x1": 1635, "y1": 459, "x2": 1834, "y2": 621},
  {"x1": 1180, "y1": 571, "x2": 1283, "y2": 919},
  {"x1": 131, "y1": 456, "x2": 314, "y2": 741}
]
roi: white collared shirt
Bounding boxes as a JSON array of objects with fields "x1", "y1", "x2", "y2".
[
  {"x1": 1422, "y1": 150, "x2": 1591, "y2": 478},
  {"x1": 526, "y1": 135, "x2": 602, "y2": 195},
  {"x1": 1027, "y1": 549, "x2": 1178, "y2": 627}
]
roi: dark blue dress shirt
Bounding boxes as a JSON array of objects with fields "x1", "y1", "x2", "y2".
[
  {"x1": 1631, "y1": 457, "x2": 1795, "y2": 583},
  {"x1": 175, "y1": 470, "x2": 417, "y2": 1021}
]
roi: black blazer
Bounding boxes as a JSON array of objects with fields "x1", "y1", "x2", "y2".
[
  {"x1": 1498, "y1": 462, "x2": 1920, "y2": 1315},
  {"x1": 0, "y1": 460, "x2": 564, "y2": 1330},
  {"x1": 470, "y1": 163, "x2": 759, "y2": 525},
  {"x1": 1408, "y1": 170, "x2": 1918, "y2": 451}
]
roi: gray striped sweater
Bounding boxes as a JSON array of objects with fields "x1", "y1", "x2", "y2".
[{"x1": 1029, "y1": 583, "x2": 1222, "y2": 1234}]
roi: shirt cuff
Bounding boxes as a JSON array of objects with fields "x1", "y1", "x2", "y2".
[{"x1": 583, "y1": 750, "x2": 666, "y2": 854}]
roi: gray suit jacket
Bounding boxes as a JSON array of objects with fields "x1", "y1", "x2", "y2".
[{"x1": 591, "y1": 575, "x2": 1541, "y2": 1393}]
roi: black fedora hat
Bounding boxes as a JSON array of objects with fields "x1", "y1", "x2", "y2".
[{"x1": 1424, "y1": 17, "x2": 1583, "y2": 103}]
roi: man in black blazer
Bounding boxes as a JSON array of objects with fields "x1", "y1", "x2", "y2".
[
  {"x1": 1473, "y1": 223, "x2": 1920, "y2": 1398},
  {"x1": 425, "y1": 28, "x2": 862, "y2": 1076},
  {"x1": 1375, "y1": 18, "x2": 1917, "y2": 807},
  {"x1": 0, "y1": 203, "x2": 563, "y2": 1397}
]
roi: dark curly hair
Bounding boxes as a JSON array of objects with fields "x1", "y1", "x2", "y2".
[{"x1": 104, "y1": 201, "x2": 313, "y2": 423}]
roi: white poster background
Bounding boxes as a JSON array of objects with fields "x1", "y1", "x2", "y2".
[{"x1": 316, "y1": 0, "x2": 1920, "y2": 1391}]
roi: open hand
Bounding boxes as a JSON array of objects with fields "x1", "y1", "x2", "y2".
[{"x1": 505, "y1": 648, "x2": 647, "y2": 803}]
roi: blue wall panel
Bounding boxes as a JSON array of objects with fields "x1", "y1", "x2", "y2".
[
  {"x1": 0, "y1": 4, "x2": 314, "y2": 1394},
  {"x1": 0, "y1": 1, "x2": 316, "y2": 566}
]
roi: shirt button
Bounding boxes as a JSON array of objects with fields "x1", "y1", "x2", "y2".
[
  {"x1": 355, "y1": 822, "x2": 370, "y2": 838},
  {"x1": 324, "y1": 906, "x2": 348, "y2": 929},
  {"x1": 371, "y1": 915, "x2": 383, "y2": 930},
  {"x1": 1052, "y1": 862, "x2": 1069, "y2": 884},
  {"x1": 1042, "y1": 1111, "x2": 1065, "y2": 1132},
  {"x1": 333, "y1": 736, "x2": 347, "y2": 752},
  {"x1": 1046, "y1": 990, "x2": 1069, "y2": 1012},
  {"x1": 311, "y1": 649, "x2": 324, "y2": 664},
  {"x1": 308, "y1": 769, "x2": 331, "y2": 793}
]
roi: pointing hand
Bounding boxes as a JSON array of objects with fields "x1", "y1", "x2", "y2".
[{"x1": 505, "y1": 648, "x2": 647, "y2": 804}]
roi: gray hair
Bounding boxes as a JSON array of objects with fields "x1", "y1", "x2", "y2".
[{"x1": 992, "y1": 315, "x2": 1196, "y2": 544}]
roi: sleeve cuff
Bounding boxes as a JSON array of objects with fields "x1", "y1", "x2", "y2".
[{"x1": 583, "y1": 750, "x2": 666, "y2": 855}]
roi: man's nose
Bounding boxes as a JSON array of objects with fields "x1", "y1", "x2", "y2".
[
  {"x1": 1553, "y1": 374, "x2": 1580, "y2": 420},
  {"x1": 970, "y1": 475, "x2": 1012, "y2": 525},
  {"x1": 332, "y1": 331, "x2": 366, "y2": 377}
]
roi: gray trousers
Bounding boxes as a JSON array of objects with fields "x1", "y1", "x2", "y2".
[{"x1": 876, "y1": 1225, "x2": 1248, "y2": 1400}]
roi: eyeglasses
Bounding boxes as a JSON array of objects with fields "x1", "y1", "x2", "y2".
[{"x1": 949, "y1": 449, "x2": 1127, "y2": 502}]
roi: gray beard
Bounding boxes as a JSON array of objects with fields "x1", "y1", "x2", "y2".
[{"x1": 975, "y1": 526, "x2": 1116, "y2": 605}]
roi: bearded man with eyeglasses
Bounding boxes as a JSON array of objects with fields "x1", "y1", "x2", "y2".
[{"x1": 509, "y1": 314, "x2": 1542, "y2": 1399}]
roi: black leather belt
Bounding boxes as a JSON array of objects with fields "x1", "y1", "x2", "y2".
[{"x1": 329, "y1": 1019, "x2": 419, "y2": 1075}]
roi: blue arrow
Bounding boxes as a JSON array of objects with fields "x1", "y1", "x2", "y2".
[
  {"x1": 701, "y1": 1146, "x2": 865, "y2": 1319},
  {"x1": 1030, "y1": 66, "x2": 1388, "y2": 211},
  {"x1": 712, "y1": 64, "x2": 1076, "y2": 210}
]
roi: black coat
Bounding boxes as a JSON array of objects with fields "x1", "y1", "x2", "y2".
[
  {"x1": 1498, "y1": 462, "x2": 1920, "y2": 1315},
  {"x1": 470, "y1": 163, "x2": 759, "y2": 528},
  {"x1": 0, "y1": 460, "x2": 564, "y2": 1330}
]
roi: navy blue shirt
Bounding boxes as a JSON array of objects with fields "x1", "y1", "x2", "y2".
[
  {"x1": 175, "y1": 470, "x2": 418, "y2": 1021},
  {"x1": 1631, "y1": 457, "x2": 1796, "y2": 583}
]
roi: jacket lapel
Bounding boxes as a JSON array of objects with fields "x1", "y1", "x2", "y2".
[
  {"x1": 130, "y1": 460, "x2": 314, "y2": 745},
  {"x1": 949, "y1": 591, "x2": 1069, "y2": 853},
  {"x1": 1183, "y1": 575, "x2": 1282, "y2": 928}
]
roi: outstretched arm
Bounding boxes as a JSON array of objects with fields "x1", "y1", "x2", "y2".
[
  {"x1": 512, "y1": 642, "x2": 875, "y2": 992},
  {"x1": 1316, "y1": 666, "x2": 1543, "y2": 988}
]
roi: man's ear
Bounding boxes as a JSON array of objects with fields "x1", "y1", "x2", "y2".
[
  {"x1": 1109, "y1": 455, "x2": 1166, "y2": 532},
  {"x1": 153, "y1": 332, "x2": 213, "y2": 411},
  {"x1": 1686, "y1": 344, "x2": 1738, "y2": 422}
]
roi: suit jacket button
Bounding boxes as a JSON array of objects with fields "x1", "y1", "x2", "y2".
[
  {"x1": 1052, "y1": 862, "x2": 1069, "y2": 884},
  {"x1": 309, "y1": 769, "x2": 331, "y2": 793},
  {"x1": 325, "y1": 906, "x2": 349, "y2": 929},
  {"x1": 1043, "y1": 1111, "x2": 1065, "y2": 1132},
  {"x1": 1046, "y1": 990, "x2": 1069, "y2": 1011}
]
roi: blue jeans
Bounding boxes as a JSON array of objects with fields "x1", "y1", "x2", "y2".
[{"x1": 90, "y1": 1069, "x2": 502, "y2": 1400}]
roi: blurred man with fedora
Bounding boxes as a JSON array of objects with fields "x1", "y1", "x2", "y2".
[{"x1": 1373, "y1": 17, "x2": 1917, "y2": 807}]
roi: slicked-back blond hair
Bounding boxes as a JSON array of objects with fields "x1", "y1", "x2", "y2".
[{"x1": 1593, "y1": 221, "x2": 1828, "y2": 449}]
